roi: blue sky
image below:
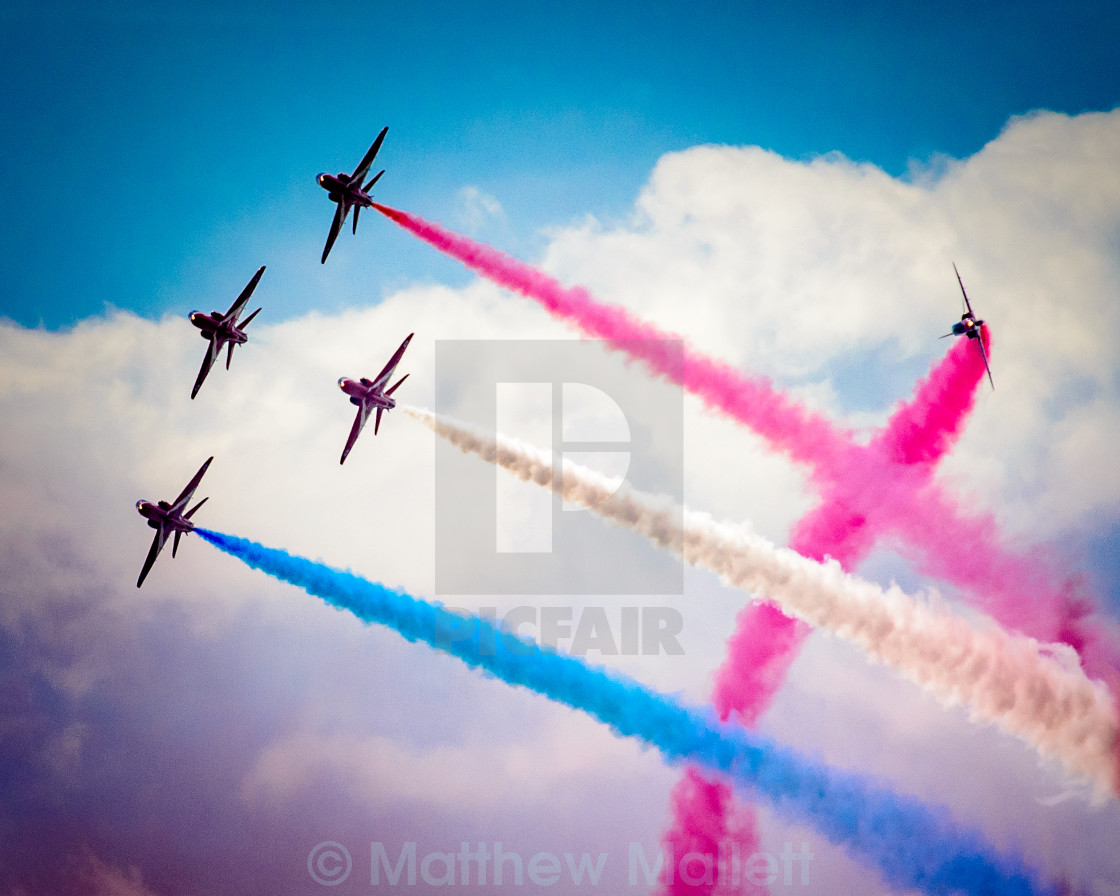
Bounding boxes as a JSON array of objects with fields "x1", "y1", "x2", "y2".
[
  {"x1": 3, "y1": 3, "x2": 1120, "y2": 894},
  {"x1": 3, "y1": 0, "x2": 1120, "y2": 327}
]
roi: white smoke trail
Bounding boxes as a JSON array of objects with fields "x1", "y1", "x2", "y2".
[{"x1": 405, "y1": 405, "x2": 1120, "y2": 798}]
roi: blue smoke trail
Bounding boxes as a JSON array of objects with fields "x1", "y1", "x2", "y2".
[{"x1": 196, "y1": 528, "x2": 1055, "y2": 896}]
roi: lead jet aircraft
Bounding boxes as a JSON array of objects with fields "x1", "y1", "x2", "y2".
[
  {"x1": 135, "y1": 456, "x2": 213, "y2": 587},
  {"x1": 942, "y1": 262, "x2": 994, "y2": 389},
  {"x1": 338, "y1": 332, "x2": 413, "y2": 464},
  {"x1": 317, "y1": 127, "x2": 388, "y2": 264},
  {"x1": 189, "y1": 266, "x2": 265, "y2": 399}
]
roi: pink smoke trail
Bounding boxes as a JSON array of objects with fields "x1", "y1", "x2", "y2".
[
  {"x1": 372, "y1": 203, "x2": 1111, "y2": 673},
  {"x1": 710, "y1": 337, "x2": 988, "y2": 724},
  {"x1": 661, "y1": 339, "x2": 987, "y2": 896},
  {"x1": 373, "y1": 203, "x2": 850, "y2": 480},
  {"x1": 374, "y1": 203, "x2": 1120, "y2": 889}
]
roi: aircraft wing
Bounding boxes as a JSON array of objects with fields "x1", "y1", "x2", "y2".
[
  {"x1": 191, "y1": 338, "x2": 221, "y2": 399},
  {"x1": 340, "y1": 404, "x2": 369, "y2": 465},
  {"x1": 322, "y1": 201, "x2": 346, "y2": 264},
  {"x1": 976, "y1": 328, "x2": 995, "y2": 389},
  {"x1": 223, "y1": 265, "x2": 266, "y2": 322},
  {"x1": 953, "y1": 262, "x2": 975, "y2": 317},
  {"x1": 350, "y1": 127, "x2": 388, "y2": 185},
  {"x1": 137, "y1": 528, "x2": 167, "y2": 588},
  {"x1": 371, "y1": 332, "x2": 414, "y2": 391},
  {"x1": 170, "y1": 456, "x2": 214, "y2": 514}
]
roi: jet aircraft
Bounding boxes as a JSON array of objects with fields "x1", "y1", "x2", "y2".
[
  {"x1": 189, "y1": 266, "x2": 265, "y2": 399},
  {"x1": 942, "y1": 263, "x2": 994, "y2": 389},
  {"x1": 135, "y1": 456, "x2": 213, "y2": 587},
  {"x1": 317, "y1": 127, "x2": 388, "y2": 263},
  {"x1": 338, "y1": 332, "x2": 413, "y2": 464}
]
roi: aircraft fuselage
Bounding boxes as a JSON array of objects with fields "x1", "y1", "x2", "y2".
[
  {"x1": 951, "y1": 315, "x2": 984, "y2": 339},
  {"x1": 317, "y1": 173, "x2": 373, "y2": 208},
  {"x1": 189, "y1": 311, "x2": 249, "y2": 346},
  {"x1": 136, "y1": 500, "x2": 196, "y2": 535},
  {"x1": 339, "y1": 377, "x2": 396, "y2": 410}
]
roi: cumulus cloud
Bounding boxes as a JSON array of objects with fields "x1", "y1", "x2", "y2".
[
  {"x1": 541, "y1": 111, "x2": 1120, "y2": 542},
  {"x1": 2, "y1": 110, "x2": 1119, "y2": 893},
  {"x1": 243, "y1": 716, "x2": 664, "y2": 814},
  {"x1": 457, "y1": 185, "x2": 507, "y2": 234}
]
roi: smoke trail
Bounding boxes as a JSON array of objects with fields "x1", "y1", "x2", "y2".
[
  {"x1": 705, "y1": 339, "x2": 981, "y2": 726},
  {"x1": 372, "y1": 201, "x2": 849, "y2": 475},
  {"x1": 374, "y1": 202, "x2": 1120, "y2": 894},
  {"x1": 407, "y1": 406, "x2": 1120, "y2": 795},
  {"x1": 372, "y1": 203, "x2": 1115, "y2": 684},
  {"x1": 195, "y1": 527, "x2": 1056, "y2": 896},
  {"x1": 666, "y1": 340, "x2": 990, "y2": 896}
]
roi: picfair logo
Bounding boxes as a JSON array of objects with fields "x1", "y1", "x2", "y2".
[{"x1": 434, "y1": 340, "x2": 683, "y2": 596}]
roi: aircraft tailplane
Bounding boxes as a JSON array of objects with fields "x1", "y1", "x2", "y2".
[{"x1": 387, "y1": 373, "x2": 409, "y2": 396}]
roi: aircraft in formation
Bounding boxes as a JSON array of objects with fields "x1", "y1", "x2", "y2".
[
  {"x1": 338, "y1": 332, "x2": 413, "y2": 464},
  {"x1": 135, "y1": 456, "x2": 213, "y2": 587},
  {"x1": 942, "y1": 262, "x2": 994, "y2": 388},
  {"x1": 317, "y1": 126, "x2": 388, "y2": 264},
  {"x1": 138, "y1": 130, "x2": 398, "y2": 579},
  {"x1": 141, "y1": 125, "x2": 998, "y2": 588},
  {"x1": 189, "y1": 266, "x2": 265, "y2": 399}
]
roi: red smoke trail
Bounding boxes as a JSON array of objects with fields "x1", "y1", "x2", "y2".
[
  {"x1": 711, "y1": 336, "x2": 988, "y2": 722},
  {"x1": 372, "y1": 203, "x2": 1106, "y2": 666},
  {"x1": 660, "y1": 339, "x2": 985, "y2": 896},
  {"x1": 373, "y1": 203, "x2": 851, "y2": 478},
  {"x1": 373, "y1": 202, "x2": 1119, "y2": 883}
]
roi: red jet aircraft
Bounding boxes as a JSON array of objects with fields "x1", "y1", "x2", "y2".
[
  {"x1": 189, "y1": 266, "x2": 264, "y2": 399},
  {"x1": 338, "y1": 333, "x2": 413, "y2": 464},
  {"x1": 942, "y1": 263, "x2": 994, "y2": 389},
  {"x1": 317, "y1": 127, "x2": 388, "y2": 263},
  {"x1": 135, "y1": 456, "x2": 212, "y2": 587}
]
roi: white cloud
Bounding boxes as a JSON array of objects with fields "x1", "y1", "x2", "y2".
[
  {"x1": 243, "y1": 712, "x2": 665, "y2": 814},
  {"x1": 457, "y1": 185, "x2": 507, "y2": 234},
  {"x1": 539, "y1": 110, "x2": 1120, "y2": 542},
  {"x1": 2, "y1": 109, "x2": 1120, "y2": 892}
]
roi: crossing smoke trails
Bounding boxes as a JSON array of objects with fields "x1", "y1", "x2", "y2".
[
  {"x1": 371, "y1": 202, "x2": 1114, "y2": 689},
  {"x1": 667, "y1": 341, "x2": 997, "y2": 896},
  {"x1": 194, "y1": 527, "x2": 1056, "y2": 896},
  {"x1": 713, "y1": 334, "x2": 991, "y2": 729},
  {"x1": 405, "y1": 406, "x2": 1120, "y2": 796},
  {"x1": 373, "y1": 201, "x2": 1120, "y2": 890}
]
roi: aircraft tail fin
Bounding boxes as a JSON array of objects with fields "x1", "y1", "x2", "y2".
[
  {"x1": 374, "y1": 406, "x2": 384, "y2": 435},
  {"x1": 240, "y1": 307, "x2": 262, "y2": 328},
  {"x1": 353, "y1": 205, "x2": 360, "y2": 234},
  {"x1": 977, "y1": 326, "x2": 995, "y2": 389},
  {"x1": 185, "y1": 497, "x2": 209, "y2": 520},
  {"x1": 365, "y1": 169, "x2": 384, "y2": 192},
  {"x1": 172, "y1": 530, "x2": 182, "y2": 558},
  {"x1": 386, "y1": 373, "x2": 409, "y2": 396}
]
